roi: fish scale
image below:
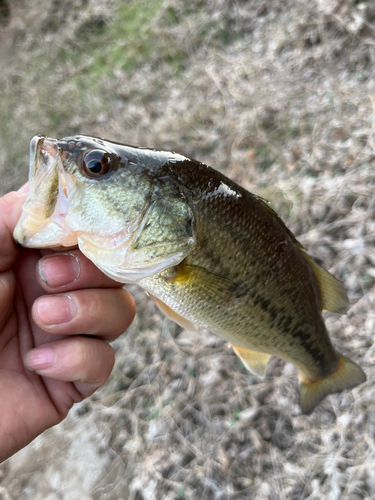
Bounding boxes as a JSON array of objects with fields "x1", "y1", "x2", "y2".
[{"x1": 13, "y1": 135, "x2": 366, "y2": 414}]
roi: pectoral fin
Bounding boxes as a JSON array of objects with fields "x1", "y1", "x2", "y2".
[
  {"x1": 305, "y1": 255, "x2": 349, "y2": 314},
  {"x1": 149, "y1": 294, "x2": 197, "y2": 332},
  {"x1": 167, "y1": 264, "x2": 239, "y2": 304},
  {"x1": 231, "y1": 344, "x2": 271, "y2": 378}
]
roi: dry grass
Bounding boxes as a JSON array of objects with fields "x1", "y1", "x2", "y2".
[{"x1": 0, "y1": 0, "x2": 375, "y2": 498}]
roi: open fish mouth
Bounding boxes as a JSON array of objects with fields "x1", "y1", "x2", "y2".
[{"x1": 13, "y1": 135, "x2": 77, "y2": 247}]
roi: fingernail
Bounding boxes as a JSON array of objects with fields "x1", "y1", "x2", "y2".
[
  {"x1": 36, "y1": 295, "x2": 77, "y2": 325},
  {"x1": 25, "y1": 347, "x2": 54, "y2": 371},
  {"x1": 38, "y1": 253, "x2": 80, "y2": 288}
]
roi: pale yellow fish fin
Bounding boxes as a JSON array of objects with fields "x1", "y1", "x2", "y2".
[
  {"x1": 298, "y1": 353, "x2": 366, "y2": 414},
  {"x1": 149, "y1": 294, "x2": 197, "y2": 332},
  {"x1": 231, "y1": 344, "x2": 271, "y2": 379},
  {"x1": 304, "y1": 254, "x2": 349, "y2": 314}
]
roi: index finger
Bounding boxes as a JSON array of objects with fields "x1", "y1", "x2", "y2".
[{"x1": 36, "y1": 249, "x2": 125, "y2": 292}]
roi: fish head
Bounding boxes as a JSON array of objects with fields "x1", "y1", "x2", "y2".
[{"x1": 13, "y1": 135, "x2": 195, "y2": 282}]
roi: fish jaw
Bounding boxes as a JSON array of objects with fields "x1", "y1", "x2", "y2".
[
  {"x1": 78, "y1": 231, "x2": 192, "y2": 283},
  {"x1": 13, "y1": 135, "x2": 78, "y2": 248}
]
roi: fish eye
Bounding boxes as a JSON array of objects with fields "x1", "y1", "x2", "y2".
[{"x1": 82, "y1": 150, "x2": 112, "y2": 177}]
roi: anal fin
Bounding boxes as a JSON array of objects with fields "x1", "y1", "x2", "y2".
[
  {"x1": 231, "y1": 344, "x2": 271, "y2": 379},
  {"x1": 149, "y1": 294, "x2": 197, "y2": 332}
]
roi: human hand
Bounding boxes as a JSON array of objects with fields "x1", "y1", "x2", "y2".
[{"x1": 0, "y1": 189, "x2": 135, "y2": 462}]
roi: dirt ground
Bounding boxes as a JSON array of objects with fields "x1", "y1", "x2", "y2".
[{"x1": 0, "y1": 0, "x2": 375, "y2": 498}]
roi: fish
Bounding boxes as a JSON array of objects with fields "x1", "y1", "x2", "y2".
[{"x1": 13, "y1": 135, "x2": 366, "y2": 414}]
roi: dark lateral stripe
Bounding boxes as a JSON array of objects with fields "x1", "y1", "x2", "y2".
[
  {"x1": 291, "y1": 329, "x2": 326, "y2": 371},
  {"x1": 251, "y1": 293, "x2": 327, "y2": 371}
]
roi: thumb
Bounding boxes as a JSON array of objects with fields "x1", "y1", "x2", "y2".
[{"x1": 0, "y1": 191, "x2": 28, "y2": 271}]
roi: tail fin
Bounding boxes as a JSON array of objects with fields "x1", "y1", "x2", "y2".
[{"x1": 299, "y1": 354, "x2": 366, "y2": 414}]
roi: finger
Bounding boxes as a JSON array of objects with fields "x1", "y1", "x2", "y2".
[
  {"x1": 32, "y1": 288, "x2": 136, "y2": 340},
  {"x1": 0, "y1": 270, "x2": 16, "y2": 330},
  {"x1": 24, "y1": 336, "x2": 115, "y2": 392},
  {"x1": 0, "y1": 271, "x2": 16, "y2": 352},
  {"x1": 37, "y1": 250, "x2": 125, "y2": 292},
  {"x1": 0, "y1": 191, "x2": 27, "y2": 271},
  {"x1": 17, "y1": 182, "x2": 29, "y2": 194}
]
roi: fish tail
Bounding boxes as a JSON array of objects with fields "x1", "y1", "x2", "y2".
[{"x1": 298, "y1": 354, "x2": 366, "y2": 414}]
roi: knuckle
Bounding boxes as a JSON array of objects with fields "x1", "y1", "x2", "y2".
[{"x1": 77, "y1": 337, "x2": 114, "y2": 384}]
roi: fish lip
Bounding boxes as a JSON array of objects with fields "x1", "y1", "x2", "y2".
[
  {"x1": 30, "y1": 135, "x2": 57, "y2": 172},
  {"x1": 14, "y1": 136, "x2": 77, "y2": 247}
]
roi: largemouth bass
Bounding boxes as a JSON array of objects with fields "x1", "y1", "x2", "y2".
[{"x1": 13, "y1": 135, "x2": 366, "y2": 414}]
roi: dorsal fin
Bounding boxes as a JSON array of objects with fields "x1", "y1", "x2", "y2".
[
  {"x1": 304, "y1": 255, "x2": 349, "y2": 314},
  {"x1": 256, "y1": 195, "x2": 349, "y2": 314},
  {"x1": 255, "y1": 195, "x2": 304, "y2": 250}
]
